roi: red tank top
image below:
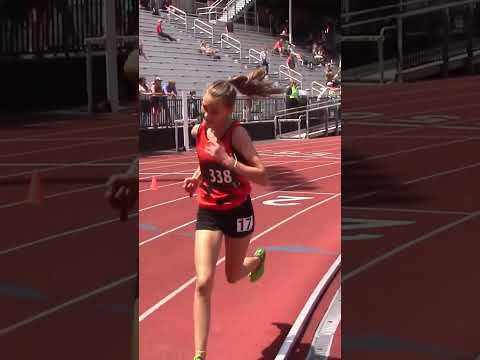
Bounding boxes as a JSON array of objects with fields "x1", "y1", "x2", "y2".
[{"x1": 196, "y1": 120, "x2": 251, "y2": 211}]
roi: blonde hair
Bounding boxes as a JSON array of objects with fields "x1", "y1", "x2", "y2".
[{"x1": 205, "y1": 69, "x2": 282, "y2": 108}]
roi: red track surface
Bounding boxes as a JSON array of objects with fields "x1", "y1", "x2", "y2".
[
  {"x1": 342, "y1": 76, "x2": 480, "y2": 360},
  {"x1": 139, "y1": 137, "x2": 341, "y2": 360},
  {"x1": 0, "y1": 111, "x2": 138, "y2": 359}
]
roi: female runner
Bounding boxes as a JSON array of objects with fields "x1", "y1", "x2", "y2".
[{"x1": 183, "y1": 69, "x2": 282, "y2": 360}]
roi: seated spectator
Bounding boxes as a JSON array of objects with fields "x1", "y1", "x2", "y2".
[
  {"x1": 199, "y1": 40, "x2": 208, "y2": 54},
  {"x1": 205, "y1": 43, "x2": 221, "y2": 59},
  {"x1": 156, "y1": 19, "x2": 177, "y2": 42},
  {"x1": 295, "y1": 51, "x2": 313, "y2": 70},
  {"x1": 163, "y1": 80, "x2": 177, "y2": 97},
  {"x1": 273, "y1": 38, "x2": 285, "y2": 55}
]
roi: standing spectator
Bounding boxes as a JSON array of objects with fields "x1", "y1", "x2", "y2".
[
  {"x1": 286, "y1": 51, "x2": 296, "y2": 70},
  {"x1": 226, "y1": 21, "x2": 234, "y2": 33},
  {"x1": 139, "y1": 42, "x2": 148, "y2": 61},
  {"x1": 285, "y1": 80, "x2": 300, "y2": 109},
  {"x1": 139, "y1": 77, "x2": 151, "y2": 127},
  {"x1": 260, "y1": 47, "x2": 269, "y2": 75},
  {"x1": 163, "y1": 80, "x2": 178, "y2": 97},
  {"x1": 163, "y1": 80, "x2": 178, "y2": 119},
  {"x1": 150, "y1": 77, "x2": 172, "y2": 127},
  {"x1": 156, "y1": 19, "x2": 177, "y2": 42},
  {"x1": 280, "y1": 26, "x2": 289, "y2": 41},
  {"x1": 325, "y1": 64, "x2": 335, "y2": 83},
  {"x1": 189, "y1": 90, "x2": 200, "y2": 121}
]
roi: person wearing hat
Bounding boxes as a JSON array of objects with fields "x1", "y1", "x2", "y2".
[{"x1": 156, "y1": 19, "x2": 177, "y2": 42}]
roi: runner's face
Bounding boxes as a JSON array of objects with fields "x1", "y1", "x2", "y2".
[{"x1": 202, "y1": 93, "x2": 232, "y2": 127}]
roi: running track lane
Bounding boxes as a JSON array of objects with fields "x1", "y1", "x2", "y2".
[
  {"x1": 342, "y1": 78, "x2": 480, "y2": 359},
  {"x1": 140, "y1": 192, "x2": 340, "y2": 360},
  {"x1": 141, "y1": 137, "x2": 339, "y2": 359}
]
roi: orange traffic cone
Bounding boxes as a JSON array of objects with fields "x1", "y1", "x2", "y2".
[
  {"x1": 150, "y1": 176, "x2": 158, "y2": 191},
  {"x1": 28, "y1": 170, "x2": 44, "y2": 205}
]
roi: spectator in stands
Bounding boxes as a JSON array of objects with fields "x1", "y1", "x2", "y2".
[
  {"x1": 260, "y1": 47, "x2": 269, "y2": 75},
  {"x1": 286, "y1": 51, "x2": 296, "y2": 70},
  {"x1": 285, "y1": 80, "x2": 300, "y2": 109},
  {"x1": 200, "y1": 41, "x2": 221, "y2": 60},
  {"x1": 156, "y1": 19, "x2": 177, "y2": 42},
  {"x1": 199, "y1": 40, "x2": 208, "y2": 54},
  {"x1": 272, "y1": 38, "x2": 285, "y2": 55},
  {"x1": 150, "y1": 0, "x2": 159, "y2": 15},
  {"x1": 189, "y1": 90, "x2": 200, "y2": 121},
  {"x1": 161, "y1": 0, "x2": 173, "y2": 11},
  {"x1": 226, "y1": 21, "x2": 234, "y2": 34},
  {"x1": 295, "y1": 51, "x2": 313, "y2": 70},
  {"x1": 139, "y1": 42, "x2": 148, "y2": 61},
  {"x1": 150, "y1": 77, "x2": 172, "y2": 127},
  {"x1": 313, "y1": 45, "x2": 326, "y2": 66},
  {"x1": 325, "y1": 64, "x2": 335, "y2": 83},
  {"x1": 163, "y1": 80, "x2": 178, "y2": 97},
  {"x1": 280, "y1": 25, "x2": 289, "y2": 41},
  {"x1": 139, "y1": 77, "x2": 152, "y2": 127}
]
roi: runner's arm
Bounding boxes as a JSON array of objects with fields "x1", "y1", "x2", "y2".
[{"x1": 227, "y1": 126, "x2": 268, "y2": 185}]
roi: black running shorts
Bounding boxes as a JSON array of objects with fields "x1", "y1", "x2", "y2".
[{"x1": 196, "y1": 197, "x2": 255, "y2": 238}]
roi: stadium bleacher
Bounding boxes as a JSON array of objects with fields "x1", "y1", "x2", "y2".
[{"x1": 140, "y1": 6, "x2": 338, "y2": 95}]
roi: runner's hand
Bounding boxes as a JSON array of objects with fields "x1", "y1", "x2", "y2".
[
  {"x1": 105, "y1": 173, "x2": 138, "y2": 210},
  {"x1": 183, "y1": 177, "x2": 199, "y2": 197},
  {"x1": 205, "y1": 141, "x2": 232, "y2": 166}
]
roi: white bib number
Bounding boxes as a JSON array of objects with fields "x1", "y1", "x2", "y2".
[
  {"x1": 237, "y1": 216, "x2": 254, "y2": 232},
  {"x1": 208, "y1": 169, "x2": 233, "y2": 184}
]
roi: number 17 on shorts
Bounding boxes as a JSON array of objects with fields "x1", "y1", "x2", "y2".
[{"x1": 237, "y1": 216, "x2": 254, "y2": 233}]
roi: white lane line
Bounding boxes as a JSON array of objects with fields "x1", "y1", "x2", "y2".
[
  {"x1": 343, "y1": 211, "x2": 480, "y2": 282},
  {"x1": 405, "y1": 161, "x2": 480, "y2": 185},
  {"x1": 342, "y1": 206, "x2": 471, "y2": 216},
  {"x1": 0, "y1": 274, "x2": 136, "y2": 336},
  {"x1": 140, "y1": 194, "x2": 341, "y2": 322},
  {"x1": 0, "y1": 152, "x2": 137, "y2": 180},
  {"x1": 0, "y1": 163, "x2": 132, "y2": 167},
  {"x1": 274, "y1": 256, "x2": 341, "y2": 360},
  {"x1": 0, "y1": 137, "x2": 132, "y2": 160},
  {"x1": 344, "y1": 137, "x2": 473, "y2": 166},
  {"x1": 139, "y1": 172, "x2": 341, "y2": 246},
  {"x1": 306, "y1": 288, "x2": 341, "y2": 360}
]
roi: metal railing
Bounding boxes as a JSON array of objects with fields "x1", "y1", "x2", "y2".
[
  {"x1": 196, "y1": 0, "x2": 226, "y2": 22},
  {"x1": 342, "y1": 0, "x2": 480, "y2": 29},
  {"x1": 221, "y1": 33, "x2": 242, "y2": 59},
  {"x1": 341, "y1": 25, "x2": 396, "y2": 83},
  {"x1": 0, "y1": 0, "x2": 136, "y2": 56},
  {"x1": 279, "y1": 65, "x2": 303, "y2": 87},
  {"x1": 140, "y1": 96, "x2": 292, "y2": 128},
  {"x1": 311, "y1": 81, "x2": 328, "y2": 98},
  {"x1": 248, "y1": 48, "x2": 262, "y2": 64},
  {"x1": 220, "y1": 0, "x2": 248, "y2": 21},
  {"x1": 193, "y1": 18, "x2": 214, "y2": 45},
  {"x1": 85, "y1": 34, "x2": 137, "y2": 114},
  {"x1": 168, "y1": 5, "x2": 188, "y2": 32},
  {"x1": 275, "y1": 100, "x2": 341, "y2": 139}
]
